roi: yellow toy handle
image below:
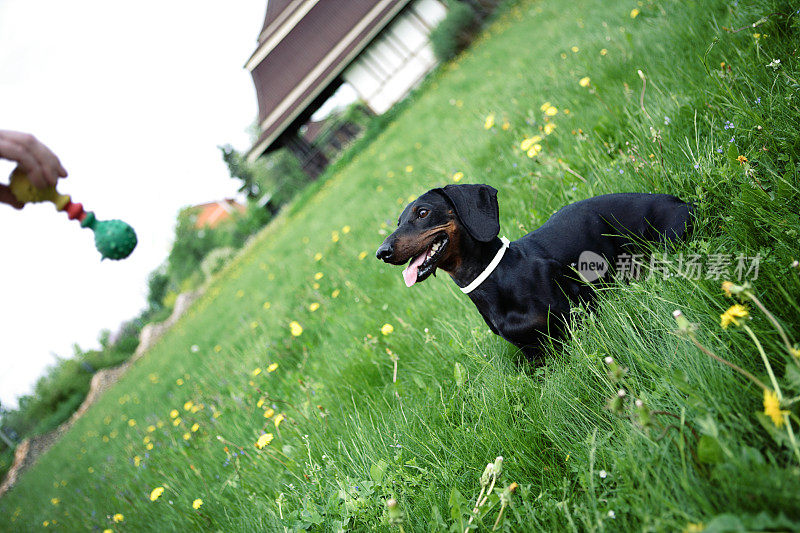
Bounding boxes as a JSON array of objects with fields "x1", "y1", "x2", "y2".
[{"x1": 9, "y1": 168, "x2": 72, "y2": 210}]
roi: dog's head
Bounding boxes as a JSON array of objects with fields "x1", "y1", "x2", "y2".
[{"x1": 375, "y1": 184, "x2": 500, "y2": 286}]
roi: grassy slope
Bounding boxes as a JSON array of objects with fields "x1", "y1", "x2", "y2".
[{"x1": 3, "y1": 0, "x2": 800, "y2": 530}]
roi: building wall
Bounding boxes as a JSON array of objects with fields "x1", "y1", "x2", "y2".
[{"x1": 343, "y1": 0, "x2": 446, "y2": 114}]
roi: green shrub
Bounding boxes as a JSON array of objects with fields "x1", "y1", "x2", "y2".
[
  {"x1": 30, "y1": 391, "x2": 86, "y2": 436},
  {"x1": 201, "y1": 247, "x2": 236, "y2": 280},
  {"x1": 0, "y1": 448, "x2": 12, "y2": 482},
  {"x1": 430, "y1": 1, "x2": 481, "y2": 62}
]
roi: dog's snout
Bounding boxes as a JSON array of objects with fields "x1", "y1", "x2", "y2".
[{"x1": 376, "y1": 241, "x2": 394, "y2": 261}]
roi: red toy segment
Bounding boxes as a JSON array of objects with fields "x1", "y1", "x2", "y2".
[{"x1": 64, "y1": 201, "x2": 86, "y2": 221}]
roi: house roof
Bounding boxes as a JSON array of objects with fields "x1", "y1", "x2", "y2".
[
  {"x1": 245, "y1": 0, "x2": 411, "y2": 161},
  {"x1": 193, "y1": 200, "x2": 247, "y2": 229}
]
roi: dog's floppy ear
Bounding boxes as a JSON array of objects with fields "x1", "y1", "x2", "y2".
[{"x1": 437, "y1": 184, "x2": 500, "y2": 242}]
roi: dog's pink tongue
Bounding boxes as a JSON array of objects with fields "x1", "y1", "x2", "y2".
[{"x1": 403, "y1": 253, "x2": 426, "y2": 287}]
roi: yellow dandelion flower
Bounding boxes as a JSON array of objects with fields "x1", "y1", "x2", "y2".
[
  {"x1": 405, "y1": 165, "x2": 414, "y2": 173},
  {"x1": 127, "y1": 419, "x2": 136, "y2": 427},
  {"x1": 501, "y1": 119, "x2": 510, "y2": 130},
  {"x1": 571, "y1": 46, "x2": 579, "y2": 53},
  {"x1": 236, "y1": 289, "x2": 245, "y2": 298},
  {"x1": 342, "y1": 225, "x2": 351, "y2": 234},
  {"x1": 183, "y1": 432, "x2": 191, "y2": 440},
  {"x1": 214, "y1": 344, "x2": 222, "y2": 352},
  {"x1": 147, "y1": 425, "x2": 155, "y2": 433},
  {"x1": 170, "y1": 409, "x2": 179, "y2": 419},
  {"x1": 540, "y1": 102, "x2": 551, "y2": 112},
  {"x1": 544, "y1": 123, "x2": 556, "y2": 135},
  {"x1": 737, "y1": 155, "x2": 748, "y2": 165},
  {"x1": 257, "y1": 398, "x2": 265, "y2": 408},
  {"x1": 150, "y1": 486, "x2": 165, "y2": 501},
  {"x1": 191, "y1": 423, "x2": 200, "y2": 432},
  {"x1": 255, "y1": 433, "x2": 274, "y2": 449},
  {"x1": 331, "y1": 231, "x2": 340, "y2": 242},
  {"x1": 176, "y1": 378, "x2": 184, "y2": 386},
  {"x1": 263, "y1": 301, "x2": 271, "y2": 310},
  {"x1": 484, "y1": 113, "x2": 496, "y2": 130},
  {"x1": 267, "y1": 363, "x2": 278, "y2": 372},
  {"x1": 146, "y1": 442, "x2": 154, "y2": 450},
  {"x1": 264, "y1": 408, "x2": 275, "y2": 418},
  {"x1": 579, "y1": 76, "x2": 591, "y2": 87},
  {"x1": 720, "y1": 304, "x2": 748, "y2": 329},
  {"x1": 600, "y1": 48, "x2": 608, "y2": 55},
  {"x1": 358, "y1": 251, "x2": 368, "y2": 260},
  {"x1": 183, "y1": 401, "x2": 194, "y2": 411},
  {"x1": 309, "y1": 302, "x2": 320, "y2": 312},
  {"x1": 764, "y1": 389, "x2": 789, "y2": 427},
  {"x1": 452, "y1": 171, "x2": 464, "y2": 182},
  {"x1": 113, "y1": 513, "x2": 124, "y2": 523},
  {"x1": 252, "y1": 368, "x2": 262, "y2": 377},
  {"x1": 51, "y1": 498, "x2": 59, "y2": 505},
  {"x1": 520, "y1": 136, "x2": 542, "y2": 151},
  {"x1": 381, "y1": 323, "x2": 394, "y2": 335},
  {"x1": 143, "y1": 436, "x2": 151, "y2": 445},
  {"x1": 314, "y1": 252, "x2": 323, "y2": 261},
  {"x1": 274, "y1": 414, "x2": 285, "y2": 428},
  {"x1": 332, "y1": 289, "x2": 340, "y2": 298},
  {"x1": 314, "y1": 272, "x2": 324, "y2": 280},
  {"x1": 172, "y1": 417, "x2": 182, "y2": 427},
  {"x1": 544, "y1": 105, "x2": 558, "y2": 116},
  {"x1": 192, "y1": 498, "x2": 203, "y2": 510},
  {"x1": 527, "y1": 145, "x2": 543, "y2": 158},
  {"x1": 630, "y1": 8, "x2": 640, "y2": 18},
  {"x1": 721, "y1": 280, "x2": 734, "y2": 297},
  {"x1": 290, "y1": 321, "x2": 303, "y2": 337}
]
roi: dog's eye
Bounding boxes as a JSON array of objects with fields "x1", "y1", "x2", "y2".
[{"x1": 418, "y1": 208, "x2": 429, "y2": 219}]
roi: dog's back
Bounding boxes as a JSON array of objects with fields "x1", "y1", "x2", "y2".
[{"x1": 520, "y1": 193, "x2": 692, "y2": 267}]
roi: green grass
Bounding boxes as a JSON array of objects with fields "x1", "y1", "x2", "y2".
[{"x1": 3, "y1": 0, "x2": 800, "y2": 530}]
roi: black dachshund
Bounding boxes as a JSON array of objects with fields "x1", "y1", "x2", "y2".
[{"x1": 376, "y1": 184, "x2": 692, "y2": 357}]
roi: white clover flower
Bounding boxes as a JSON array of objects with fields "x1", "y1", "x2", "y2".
[
  {"x1": 599, "y1": 470, "x2": 607, "y2": 479},
  {"x1": 767, "y1": 58, "x2": 781, "y2": 69}
]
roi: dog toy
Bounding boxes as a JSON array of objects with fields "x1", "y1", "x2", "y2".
[{"x1": 8, "y1": 169, "x2": 137, "y2": 260}]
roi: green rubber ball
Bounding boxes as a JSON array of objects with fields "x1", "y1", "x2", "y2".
[{"x1": 86, "y1": 217, "x2": 138, "y2": 260}]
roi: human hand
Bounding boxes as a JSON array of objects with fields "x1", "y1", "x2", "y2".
[{"x1": 0, "y1": 130, "x2": 68, "y2": 189}]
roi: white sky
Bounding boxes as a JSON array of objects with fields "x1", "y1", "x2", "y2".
[{"x1": 0, "y1": 1, "x2": 269, "y2": 408}]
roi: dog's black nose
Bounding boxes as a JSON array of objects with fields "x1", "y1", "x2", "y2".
[{"x1": 376, "y1": 242, "x2": 393, "y2": 261}]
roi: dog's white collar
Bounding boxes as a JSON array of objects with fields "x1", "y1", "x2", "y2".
[{"x1": 460, "y1": 237, "x2": 510, "y2": 294}]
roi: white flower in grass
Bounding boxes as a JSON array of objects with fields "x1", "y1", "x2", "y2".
[
  {"x1": 767, "y1": 58, "x2": 781, "y2": 69},
  {"x1": 599, "y1": 470, "x2": 607, "y2": 479},
  {"x1": 608, "y1": 510, "x2": 616, "y2": 519}
]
